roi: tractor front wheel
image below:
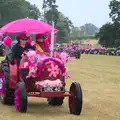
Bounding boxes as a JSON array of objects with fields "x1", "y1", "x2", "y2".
[{"x1": 69, "y1": 82, "x2": 83, "y2": 115}]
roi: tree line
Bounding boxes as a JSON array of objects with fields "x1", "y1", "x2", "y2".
[
  {"x1": 69, "y1": 23, "x2": 98, "y2": 41},
  {"x1": 0, "y1": 0, "x2": 98, "y2": 43},
  {"x1": 96, "y1": 0, "x2": 120, "y2": 48}
]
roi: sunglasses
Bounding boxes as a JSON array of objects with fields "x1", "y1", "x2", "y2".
[{"x1": 21, "y1": 38, "x2": 28, "y2": 41}]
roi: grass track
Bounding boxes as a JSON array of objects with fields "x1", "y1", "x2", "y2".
[{"x1": 0, "y1": 55, "x2": 120, "y2": 120}]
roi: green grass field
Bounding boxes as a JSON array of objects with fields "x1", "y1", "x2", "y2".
[{"x1": 0, "y1": 55, "x2": 120, "y2": 120}]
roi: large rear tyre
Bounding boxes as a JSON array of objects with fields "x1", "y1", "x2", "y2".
[
  {"x1": 47, "y1": 97, "x2": 64, "y2": 106},
  {"x1": 1, "y1": 86, "x2": 14, "y2": 105},
  {"x1": 69, "y1": 82, "x2": 83, "y2": 115},
  {"x1": 0, "y1": 61, "x2": 14, "y2": 105},
  {"x1": 15, "y1": 82, "x2": 27, "y2": 113}
]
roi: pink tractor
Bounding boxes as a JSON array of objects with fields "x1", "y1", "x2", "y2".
[
  {"x1": 0, "y1": 50, "x2": 83, "y2": 115},
  {"x1": 0, "y1": 18, "x2": 83, "y2": 115}
]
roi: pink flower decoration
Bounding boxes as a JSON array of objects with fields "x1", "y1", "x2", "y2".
[
  {"x1": 21, "y1": 50, "x2": 69, "y2": 79},
  {"x1": 27, "y1": 50, "x2": 36, "y2": 58},
  {"x1": 63, "y1": 72, "x2": 71, "y2": 79},
  {"x1": 67, "y1": 56, "x2": 71, "y2": 63},
  {"x1": 48, "y1": 63, "x2": 59, "y2": 77},
  {"x1": 35, "y1": 79, "x2": 62, "y2": 88},
  {"x1": 53, "y1": 51, "x2": 57, "y2": 57},
  {"x1": 60, "y1": 52, "x2": 67, "y2": 63},
  {"x1": 24, "y1": 62, "x2": 28, "y2": 68},
  {"x1": 31, "y1": 41, "x2": 35, "y2": 46},
  {"x1": 29, "y1": 67, "x2": 37, "y2": 73},
  {"x1": 60, "y1": 52, "x2": 71, "y2": 64}
]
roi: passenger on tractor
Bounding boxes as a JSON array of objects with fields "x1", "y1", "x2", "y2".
[{"x1": 34, "y1": 34, "x2": 50, "y2": 56}]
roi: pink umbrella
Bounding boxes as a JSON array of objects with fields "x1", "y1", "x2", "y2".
[{"x1": 0, "y1": 18, "x2": 58, "y2": 34}]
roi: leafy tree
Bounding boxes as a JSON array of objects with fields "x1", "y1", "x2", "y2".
[
  {"x1": 42, "y1": 0, "x2": 59, "y2": 26},
  {"x1": 27, "y1": 3, "x2": 41, "y2": 19},
  {"x1": 109, "y1": 0, "x2": 120, "y2": 23},
  {"x1": 69, "y1": 23, "x2": 98, "y2": 41},
  {"x1": 109, "y1": 0, "x2": 120, "y2": 47},
  {"x1": 69, "y1": 27, "x2": 81, "y2": 40},
  {"x1": 80, "y1": 23, "x2": 99, "y2": 36},
  {"x1": 0, "y1": 0, "x2": 41, "y2": 27},
  {"x1": 96, "y1": 0, "x2": 120, "y2": 47},
  {"x1": 56, "y1": 12, "x2": 73, "y2": 43},
  {"x1": 42, "y1": 1, "x2": 73, "y2": 43},
  {"x1": 95, "y1": 23, "x2": 115, "y2": 47}
]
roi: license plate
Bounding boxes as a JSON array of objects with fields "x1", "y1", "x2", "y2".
[{"x1": 42, "y1": 87, "x2": 64, "y2": 92}]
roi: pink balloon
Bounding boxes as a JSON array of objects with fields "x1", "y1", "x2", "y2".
[{"x1": 4, "y1": 36, "x2": 12, "y2": 46}]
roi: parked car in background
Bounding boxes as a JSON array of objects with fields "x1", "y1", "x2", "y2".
[
  {"x1": 107, "y1": 48, "x2": 116, "y2": 55},
  {"x1": 116, "y1": 48, "x2": 120, "y2": 56}
]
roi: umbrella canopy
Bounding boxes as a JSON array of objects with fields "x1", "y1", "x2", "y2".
[{"x1": 0, "y1": 18, "x2": 58, "y2": 34}]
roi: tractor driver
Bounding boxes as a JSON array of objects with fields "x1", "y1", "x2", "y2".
[{"x1": 11, "y1": 33, "x2": 34, "y2": 65}]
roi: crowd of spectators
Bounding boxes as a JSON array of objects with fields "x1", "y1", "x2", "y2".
[{"x1": 54, "y1": 42, "x2": 120, "y2": 57}]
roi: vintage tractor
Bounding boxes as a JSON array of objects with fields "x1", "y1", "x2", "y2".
[
  {"x1": 0, "y1": 18, "x2": 83, "y2": 115},
  {"x1": 0, "y1": 50, "x2": 83, "y2": 115}
]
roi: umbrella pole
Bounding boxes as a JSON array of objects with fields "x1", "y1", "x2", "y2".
[{"x1": 50, "y1": 21, "x2": 54, "y2": 57}]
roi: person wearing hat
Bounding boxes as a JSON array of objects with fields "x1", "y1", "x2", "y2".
[
  {"x1": 0, "y1": 34, "x2": 33, "y2": 94},
  {"x1": 11, "y1": 33, "x2": 33, "y2": 64},
  {"x1": 34, "y1": 34, "x2": 50, "y2": 56}
]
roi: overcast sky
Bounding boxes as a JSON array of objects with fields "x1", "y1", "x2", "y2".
[{"x1": 27, "y1": 0, "x2": 111, "y2": 28}]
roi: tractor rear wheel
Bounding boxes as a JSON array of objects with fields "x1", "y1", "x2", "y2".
[
  {"x1": 15, "y1": 82, "x2": 27, "y2": 113},
  {"x1": 0, "y1": 61, "x2": 14, "y2": 105}
]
